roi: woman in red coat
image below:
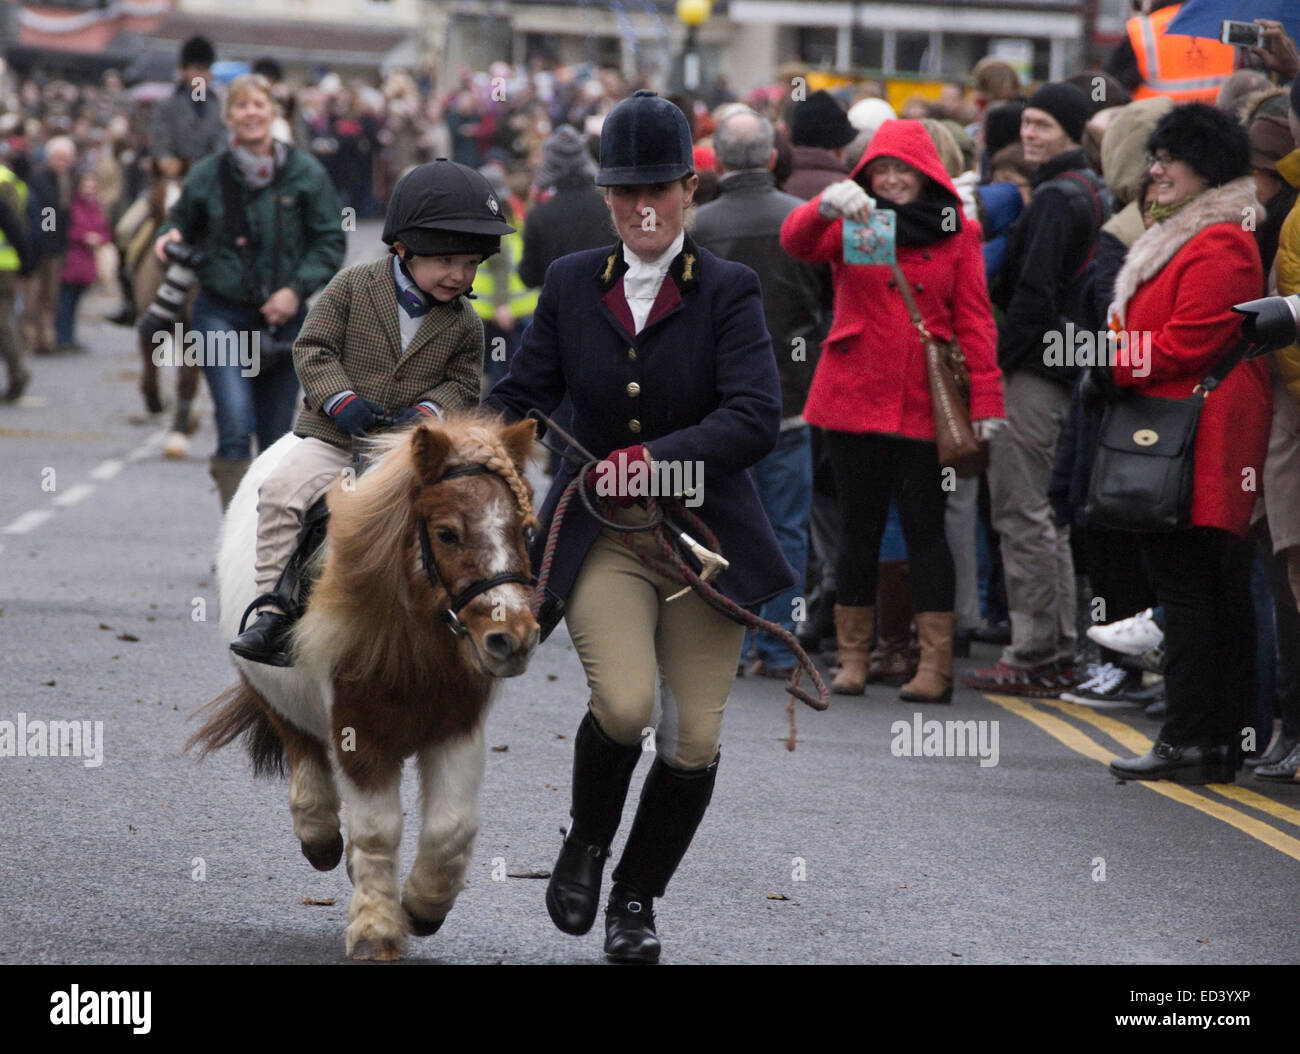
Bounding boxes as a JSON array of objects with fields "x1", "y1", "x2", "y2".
[
  {"x1": 781, "y1": 119, "x2": 1004, "y2": 700},
  {"x1": 1105, "y1": 104, "x2": 1271, "y2": 784}
]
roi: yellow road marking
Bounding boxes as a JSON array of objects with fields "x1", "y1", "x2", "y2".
[
  {"x1": 984, "y1": 694, "x2": 1300, "y2": 862},
  {"x1": 1207, "y1": 785, "x2": 1300, "y2": 830}
]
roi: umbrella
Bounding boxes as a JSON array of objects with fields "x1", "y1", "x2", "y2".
[{"x1": 1167, "y1": 0, "x2": 1300, "y2": 43}]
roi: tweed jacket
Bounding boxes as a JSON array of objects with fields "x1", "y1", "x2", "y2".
[
  {"x1": 148, "y1": 85, "x2": 227, "y2": 165},
  {"x1": 485, "y1": 235, "x2": 796, "y2": 618},
  {"x1": 292, "y1": 257, "x2": 485, "y2": 449}
]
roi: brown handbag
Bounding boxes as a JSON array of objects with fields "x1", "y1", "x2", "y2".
[{"x1": 890, "y1": 262, "x2": 988, "y2": 478}]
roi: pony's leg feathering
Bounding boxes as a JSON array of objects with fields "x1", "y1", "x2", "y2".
[
  {"x1": 401, "y1": 725, "x2": 487, "y2": 936},
  {"x1": 339, "y1": 766, "x2": 407, "y2": 960}
]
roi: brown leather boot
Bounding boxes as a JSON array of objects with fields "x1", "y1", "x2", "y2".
[
  {"x1": 868, "y1": 560, "x2": 914, "y2": 686},
  {"x1": 830, "y1": 605, "x2": 874, "y2": 695},
  {"x1": 209, "y1": 455, "x2": 251, "y2": 512},
  {"x1": 899, "y1": 612, "x2": 955, "y2": 703}
]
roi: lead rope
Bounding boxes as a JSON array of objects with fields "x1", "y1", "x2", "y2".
[{"x1": 533, "y1": 477, "x2": 829, "y2": 751}]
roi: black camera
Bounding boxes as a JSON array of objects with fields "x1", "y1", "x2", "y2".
[
  {"x1": 1232, "y1": 295, "x2": 1300, "y2": 355},
  {"x1": 138, "y1": 241, "x2": 207, "y2": 333},
  {"x1": 255, "y1": 327, "x2": 297, "y2": 373}
]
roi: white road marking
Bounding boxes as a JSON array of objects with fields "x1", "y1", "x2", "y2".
[
  {"x1": 126, "y1": 430, "x2": 168, "y2": 462},
  {"x1": 3, "y1": 509, "x2": 54, "y2": 534},
  {"x1": 90, "y1": 459, "x2": 123, "y2": 481},
  {"x1": 52, "y1": 483, "x2": 95, "y2": 507}
]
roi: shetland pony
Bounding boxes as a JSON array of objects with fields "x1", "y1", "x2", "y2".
[{"x1": 189, "y1": 416, "x2": 540, "y2": 960}]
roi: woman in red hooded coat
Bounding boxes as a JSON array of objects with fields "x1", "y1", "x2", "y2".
[{"x1": 781, "y1": 119, "x2": 1004, "y2": 700}]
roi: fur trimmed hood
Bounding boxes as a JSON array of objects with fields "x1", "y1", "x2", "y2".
[{"x1": 1110, "y1": 176, "x2": 1261, "y2": 326}]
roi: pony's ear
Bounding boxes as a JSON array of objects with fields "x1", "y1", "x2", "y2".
[
  {"x1": 500, "y1": 418, "x2": 537, "y2": 476},
  {"x1": 411, "y1": 423, "x2": 453, "y2": 485}
]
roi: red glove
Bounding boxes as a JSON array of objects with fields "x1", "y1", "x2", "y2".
[{"x1": 585, "y1": 445, "x2": 648, "y2": 508}]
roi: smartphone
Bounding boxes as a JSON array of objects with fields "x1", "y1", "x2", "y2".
[
  {"x1": 843, "y1": 211, "x2": 896, "y2": 266},
  {"x1": 1221, "y1": 19, "x2": 1265, "y2": 48}
]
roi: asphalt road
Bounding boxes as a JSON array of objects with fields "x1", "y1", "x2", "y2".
[{"x1": 2, "y1": 224, "x2": 1298, "y2": 966}]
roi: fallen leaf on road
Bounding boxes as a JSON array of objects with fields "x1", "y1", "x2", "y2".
[
  {"x1": 41, "y1": 680, "x2": 55, "y2": 687},
  {"x1": 1197, "y1": 937, "x2": 1209, "y2": 944},
  {"x1": 490, "y1": 745, "x2": 508, "y2": 753},
  {"x1": 546, "y1": 674, "x2": 558, "y2": 681},
  {"x1": 301, "y1": 897, "x2": 336, "y2": 906},
  {"x1": 767, "y1": 893, "x2": 791, "y2": 901},
  {"x1": 116, "y1": 633, "x2": 139, "y2": 642},
  {"x1": 507, "y1": 869, "x2": 549, "y2": 879},
  {"x1": 98, "y1": 623, "x2": 111, "y2": 631}
]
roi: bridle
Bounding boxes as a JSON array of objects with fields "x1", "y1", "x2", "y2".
[{"x1": 416, "y1": 462, "x2": 532, "y2": 638}]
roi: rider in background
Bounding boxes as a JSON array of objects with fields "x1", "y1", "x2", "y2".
[{"x1": 229, "y1": 159, "x2": 513, "y2": 666}]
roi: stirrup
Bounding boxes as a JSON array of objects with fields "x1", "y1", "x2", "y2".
[{"x1": 237, "y1": 592, "x2": 299, "y2": 635}]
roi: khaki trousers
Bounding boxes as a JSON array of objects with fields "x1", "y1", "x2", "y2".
[
  {"x1": 254, "y1": 437, "x2": 352, "y2": 596},
  {"x1": 986, "y1": 371, "x2": 1076, "y2": 667},
  {"x1": 565, "y1": 524, "x2": 746, "y2": 771},
  {"x1": 20, "y1": 254, "x2": 61, "y2": 355}
]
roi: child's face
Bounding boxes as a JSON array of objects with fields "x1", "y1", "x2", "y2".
[{"x1": 402, "y1": 249, "x2": 482, "y2": 302}]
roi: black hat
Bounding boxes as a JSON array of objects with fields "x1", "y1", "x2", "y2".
[
  {"x1": 382, "y1": 159, "x2": 515, "y2": 257},
  {"x1": 1147, "y1": 102, "x2": 1250, "y2": 189},
  {"x1": 180, "y1": 36, "x2": 215, "y2": 69},
  {"x1": 790, "y1": 90, "x2": 856, "y2": 150},
  {"x1": 1025, "y1": 82, "x2": 1090, "y2": 144},
  {"x1": 597, "y1": 90, "x2": 694, "y2": 186},
  {"x1": 983, "y1": 99, "x2": 1026, "y2": 157}
]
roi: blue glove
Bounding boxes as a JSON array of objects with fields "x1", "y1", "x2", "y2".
[
  {"x1": 328, "y1": 392, "x2": 385, "y2": 437},
  {"x1": 394, "y1": 401, "x2": 443, "y2": 426}
]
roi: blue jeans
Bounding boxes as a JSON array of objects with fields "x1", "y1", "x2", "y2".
[
  {"x1": 55, "y1": 283, "x2": 86, "y2": 345},
  {"x1": 746, "y1": 427, "x2": 813, "y2": 669},
  {"x1": 192, "y1": 293, "x2": 304, "y2": 460}
]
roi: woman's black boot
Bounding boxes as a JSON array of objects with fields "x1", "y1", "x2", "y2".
[
  {"x1": 546, "y1": 712, "x2": 641, "y2": 935},
  {"x1": 605, "y1": 753, "x2": 719, "y2": 963}
]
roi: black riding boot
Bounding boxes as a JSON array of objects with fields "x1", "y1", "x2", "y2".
[
  {"x1": 546, "y1": 712, "x2": 642, "y2": 935},
  {"x1": 605, "y1": 753, "x2": 719, "y2": 964},
  {"x1": 231, "y1": 499, "x2": 330, "y2": 666}
]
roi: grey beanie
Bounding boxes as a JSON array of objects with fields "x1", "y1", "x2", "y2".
[{"x1": 535, "y1": 125, "x2": 597, "y2": 190}]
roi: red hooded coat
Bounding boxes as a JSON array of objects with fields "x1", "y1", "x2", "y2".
[{"x1": 780, "y1": 119, "x2": 1003, "y2": 437}]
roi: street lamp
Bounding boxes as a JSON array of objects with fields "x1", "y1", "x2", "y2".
[{"x1": 676, "y1": 0, "x2": 710, "y2": 92}]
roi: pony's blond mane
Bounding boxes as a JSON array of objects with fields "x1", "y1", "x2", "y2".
[{"x1": 294, "y1": 416, "x2": 535, "y2": 688}]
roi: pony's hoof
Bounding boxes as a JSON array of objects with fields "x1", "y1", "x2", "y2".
[
  {"x1": 301, "y1": 833, "x2": 343, "y2": 871},
  {"x1": 349, "y1": 938, "x2": 402, "y2": 962},
  {"x1": 161, "y1": 430, "x2": 190, "y2": 459},
  {"x1": 402, "y1": 903, "x2": 446, "y2": 937}
]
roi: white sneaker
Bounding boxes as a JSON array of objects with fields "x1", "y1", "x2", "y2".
[{"x1": 1086, "y1": 608, "x2": 1163, "y2": 657}]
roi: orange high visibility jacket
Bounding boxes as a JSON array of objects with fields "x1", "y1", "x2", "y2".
[{"x1": 1127, "y1": 5, "x2": 1235, "y2": 102}]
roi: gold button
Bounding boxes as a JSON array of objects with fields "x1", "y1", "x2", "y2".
[
  {"x1": 626, "y1": 382, "x2": 641, "y2": 397},
  {"x1": 628, "y1": 347, "x2": 637, "y2": 360},
  {"x1": 629, "y1": 419, "x2": 642, "y2": 433}
]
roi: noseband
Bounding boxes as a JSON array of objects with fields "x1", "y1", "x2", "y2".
[{"x1": 417, "y1": 462, "x2": 531, "y2": 638}]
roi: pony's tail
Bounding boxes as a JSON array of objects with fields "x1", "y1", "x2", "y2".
[{"x1": 185, "y1": 676, "x2": 285, "y2": 778}]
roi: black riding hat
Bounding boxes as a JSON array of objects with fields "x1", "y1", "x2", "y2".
[
  {"x1": 596, "y1": 90, "x2": 694, "y2": 186},
  {"x1": 382, "y1": 158, "x2": 515, "y2": 258}
]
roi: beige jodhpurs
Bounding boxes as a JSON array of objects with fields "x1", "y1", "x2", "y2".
[
  {"x1": 564, "y1": 524, "x2": 747, "y2": 771},
  {"x1": 254, "y1": 436, "x2": 352, "y2": 596}
]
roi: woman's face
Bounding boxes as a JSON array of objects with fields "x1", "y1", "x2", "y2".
[
  {"x1": 227, "y1": 89, "x2": 276, "y2": 148},
  {"x1": 605, "y1": 176, "x2": 697, "y2": 258},
  {"x1": 1148, "y1": 149, "x2": 1208, "y2": 209},
  {"x1": 867, "y1": 157, "x2": 922, "y2": 206}
]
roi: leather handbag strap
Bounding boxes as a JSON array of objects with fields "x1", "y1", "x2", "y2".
[
  {"x1": 890, "y1": 261, "x2": 933, "y2": 343},
  {"x1": 1195, "y1": 335, "x2": 1252, "y2": 395}
]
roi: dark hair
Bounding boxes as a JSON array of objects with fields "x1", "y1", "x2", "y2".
[
  {"x1": 1147, "y1": 102, "x2": 1251, "y2": 188},
  {"x1": 252, "y1": 57, "x2": 283, "y2": 83},
  {"x1": 179, "y1": 36, "x2": 215, "y2": 69}
]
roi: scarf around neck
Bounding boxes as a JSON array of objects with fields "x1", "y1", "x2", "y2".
[
  {"x1": 230, "y1": 139, "x2": 289, "y2": 190},
  {"x1": 874, "y1": 196, "x2": 960, "y2": 247}
]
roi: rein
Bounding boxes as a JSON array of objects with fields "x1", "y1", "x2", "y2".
[
  {"x1": 417, "y1": 462, "x2": 532, "y2": 638},
  {"x1": 527, "y1": 410, "x2": 829, "y2": 749}
]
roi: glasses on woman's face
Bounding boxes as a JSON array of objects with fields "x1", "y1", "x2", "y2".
[{"x1": 1146, "y1": 150, "x2": 1176, "y2": 171}]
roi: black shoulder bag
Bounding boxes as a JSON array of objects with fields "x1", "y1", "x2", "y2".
[{"x1": 1084, "y1": 337, "x2": 1250, "y2": 533}]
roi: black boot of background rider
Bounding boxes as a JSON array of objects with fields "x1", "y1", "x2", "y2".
[
  {"x1": 546, "y1": 712, "x2": 642, "y2": 936},
  {"x1": 605, "y1": 753, "x2": 719, "y2": 964}
]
